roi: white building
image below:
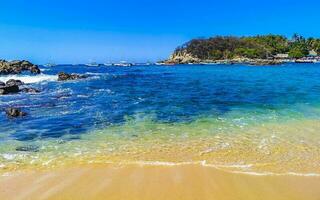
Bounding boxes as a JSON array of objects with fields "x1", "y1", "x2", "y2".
[{"x1": 274, "y1": 54, "x2": 289, "y2": 59}]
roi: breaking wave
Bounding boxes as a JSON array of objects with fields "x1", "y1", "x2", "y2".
[{"x1": 0, "y1": 74, "x2": 58, "y2": 84}]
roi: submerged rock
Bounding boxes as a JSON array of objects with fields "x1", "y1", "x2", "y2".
[
  {"x1": 0, "y1": 85, "x2": 20, "y2": 95},
  {"x1": 0, "y1": 60, "x2": 41, "y2": 75},
  {"x1": 0, "y1": 81, "x2": 5, "y2": 86},
  {"x1": 5, "y1": 108, "x2": 27, "y2": 118},
  {"x1": 15, "y1": 145, "x2": 39, "y2": 152},
  {"x1": 58, "y1": 72, "x2": 86, "y2": 81},
  {"x1": 21, "y1": 88, "x2": 40, "y2": 94}
]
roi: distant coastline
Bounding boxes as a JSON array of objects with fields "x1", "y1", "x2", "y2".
[{"x1": 163, "y1": 34, "x2": 320, "y2": 65}]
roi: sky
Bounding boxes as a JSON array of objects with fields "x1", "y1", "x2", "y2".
[{"x1": 0, "y1": 0, "x2": 320, "y2": 64}]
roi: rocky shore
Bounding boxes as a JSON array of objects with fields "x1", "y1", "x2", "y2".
[
  {"x1": 0, "y1": 60, "x2": 86, "y2": 118},
  {"x1": 0, "y1": 60, "x2": 40, "y2": 75},
  {"x1": 165, "y1": 51, "x2": 284, "y2": 66}
]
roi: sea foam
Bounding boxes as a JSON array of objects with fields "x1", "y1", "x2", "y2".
[
  {"x1": 94, "y1": 160, "x2": 320, "y2": 177},
  {"x1": 0, "y1": 74, "x2": 58, "y2": 84}
]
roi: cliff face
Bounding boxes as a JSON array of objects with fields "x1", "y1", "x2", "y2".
[{"x1": 167, "y1": 50, "x2": 200, "y2": 64}]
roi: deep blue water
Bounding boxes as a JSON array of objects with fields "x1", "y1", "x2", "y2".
[{"x1": 1, "y1": 64, "x2": 320, "y2": 142}]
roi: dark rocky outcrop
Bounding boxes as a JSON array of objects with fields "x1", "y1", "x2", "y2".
[
  {"x1": 58, "y1": 72, "x2": 86, "y2": 81},
  {"x1": 0, "y1": 79, "x2": 23, "y2": 95},
  {"x1": 5, "y1": 108, "x2": 27, "y2": 118},
  {"x1": 0, "y1": 79, "x2": 40, "y2": 95},
  {"x1": 0, "y1": 85, "x2": 20, "y2": 95},
  {"x1": 6, "y1": 79, "x2": 24, "y2": 87},
  {"x1": 0, "y1": 60, "x2": 40, "y2": 75}
]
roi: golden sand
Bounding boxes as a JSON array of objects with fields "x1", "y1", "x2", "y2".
[
  {"x1": 0, "y1": 163, "x2": 319, "y2": 200},
  {"x1": 1, "y1": 120, "x2": 320, "y2": 199}
]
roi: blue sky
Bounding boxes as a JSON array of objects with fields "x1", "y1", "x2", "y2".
[{"x1": 0, "y1": 0, "x2": 320, "y2": 64}]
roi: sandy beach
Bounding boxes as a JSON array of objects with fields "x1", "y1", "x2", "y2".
[
  {"x1": 1, "y1": 163, "x2": 319, "y2": 200},
  {"x1": 2, "y1": 0, "x2": 320, "y2": 199}
]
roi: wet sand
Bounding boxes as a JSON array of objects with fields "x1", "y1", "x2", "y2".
[{"x1": 0, "y1": 163, "x2": 319, "y2": 200}]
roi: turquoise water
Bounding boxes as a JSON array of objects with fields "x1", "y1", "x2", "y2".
[{"x1": 0, "y1": 64, "x2": 320, "y2": 174}]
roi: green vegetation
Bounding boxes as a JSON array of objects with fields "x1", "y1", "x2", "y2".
[{"x1": 174, "y1": 34, "x2": 320, "y2": 60}]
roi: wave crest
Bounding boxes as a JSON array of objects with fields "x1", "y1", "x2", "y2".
[{"x1": 0, "y1": 74, "x2": 58, "y2": 84}]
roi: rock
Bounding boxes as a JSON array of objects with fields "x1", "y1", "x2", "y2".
[
  {"x1": 21, "y1": 88, "x2": 40, "y2": 94},
  {"x1": 0, "y1": 60, "x2": 41, "y2": 75},
  {"x1": 0, "y1": 81, "x2": 5, "y2": 86},
  {"x1": 28, "y1": 65, "x2": 41, "y2": 74},
  {"x1": 249, "y1": 60, "x2": 283, "y2": 66},
  {"x1": 15, "y1": 145, "x2": 39, "y2": 152},
  {"x1": 58, "y1": 72, "x2": 86, "y2": 81},
  {"x1": 6, "y1": 79, "x2": 24, "y2": 87},
  {"x1": 167, "y1": 51, "x2": 200, "y2": 64},
  {"x1": 0, "y1": 85, "x2": 20, "y2": 95},
  {"x1": 5, "y1": 107, "x2": 27, "y2": 118},
  {"x1": 0, "y1": 79, "x2": 40, "y2": 95}
]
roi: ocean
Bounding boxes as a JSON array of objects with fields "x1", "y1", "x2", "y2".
[{"x1": 0, "y1": 63, "x2": 320, "y2": 175}]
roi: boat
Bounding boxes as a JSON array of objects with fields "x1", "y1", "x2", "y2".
[
  {"x1": 44, "y1": 63, "x2": 56, "y2": 67},
  {"x1": 295, "y1": 59, "x2": 317, "y2": 63},
  {"x1": 114, "y1": 61, "x2": 133, "y2": 67},
  {"x1": 85, "y1": 62, "x2": 100, "y2": 67},
  {"x1": 103, "y1": 63, "x2": 113, "y2": 67}
]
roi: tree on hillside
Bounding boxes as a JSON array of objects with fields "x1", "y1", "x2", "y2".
[{"x1": 173, "y1": 34, "x2": 317, "y2": 60}]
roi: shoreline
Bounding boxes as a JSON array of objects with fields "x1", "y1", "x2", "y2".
[
  {"x1": 1, "y1": 163, "x2": 320, "y2": 200},
  {"x1": 2, "y1": 160, "x2": 320, "y2": 178},
  {"x1": 36, "y1": 59, "x2": 320, "y2": 67},
  {"x1": 161, "y1": 58, "x2": 320, "y2": 66},
  {"x1": 0, "y1": 119, "x2": 319, "y2": 176}
]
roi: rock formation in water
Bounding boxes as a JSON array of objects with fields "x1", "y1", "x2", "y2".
[
  {"x1": 0, "y1": 84, "x2": 20, "y2": 95},
  {"x1": 58, "y1": 72, "x2": 86, "y2": 81},
  {"x1": 5, "y1": 108, "x2": 27, "y2": 118},
  {"x1": 6, "y1": 79, "x2": 24, "y2": 87},
  {"x1": 20, "y1": 88, "x2": 40, "y2": 93},
  {"x1": 0, "y1": 60, "x2": 41, "y2": 75},
  {"x1": 0, "y1": 79, "x2": 40, "y2": 95}
]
